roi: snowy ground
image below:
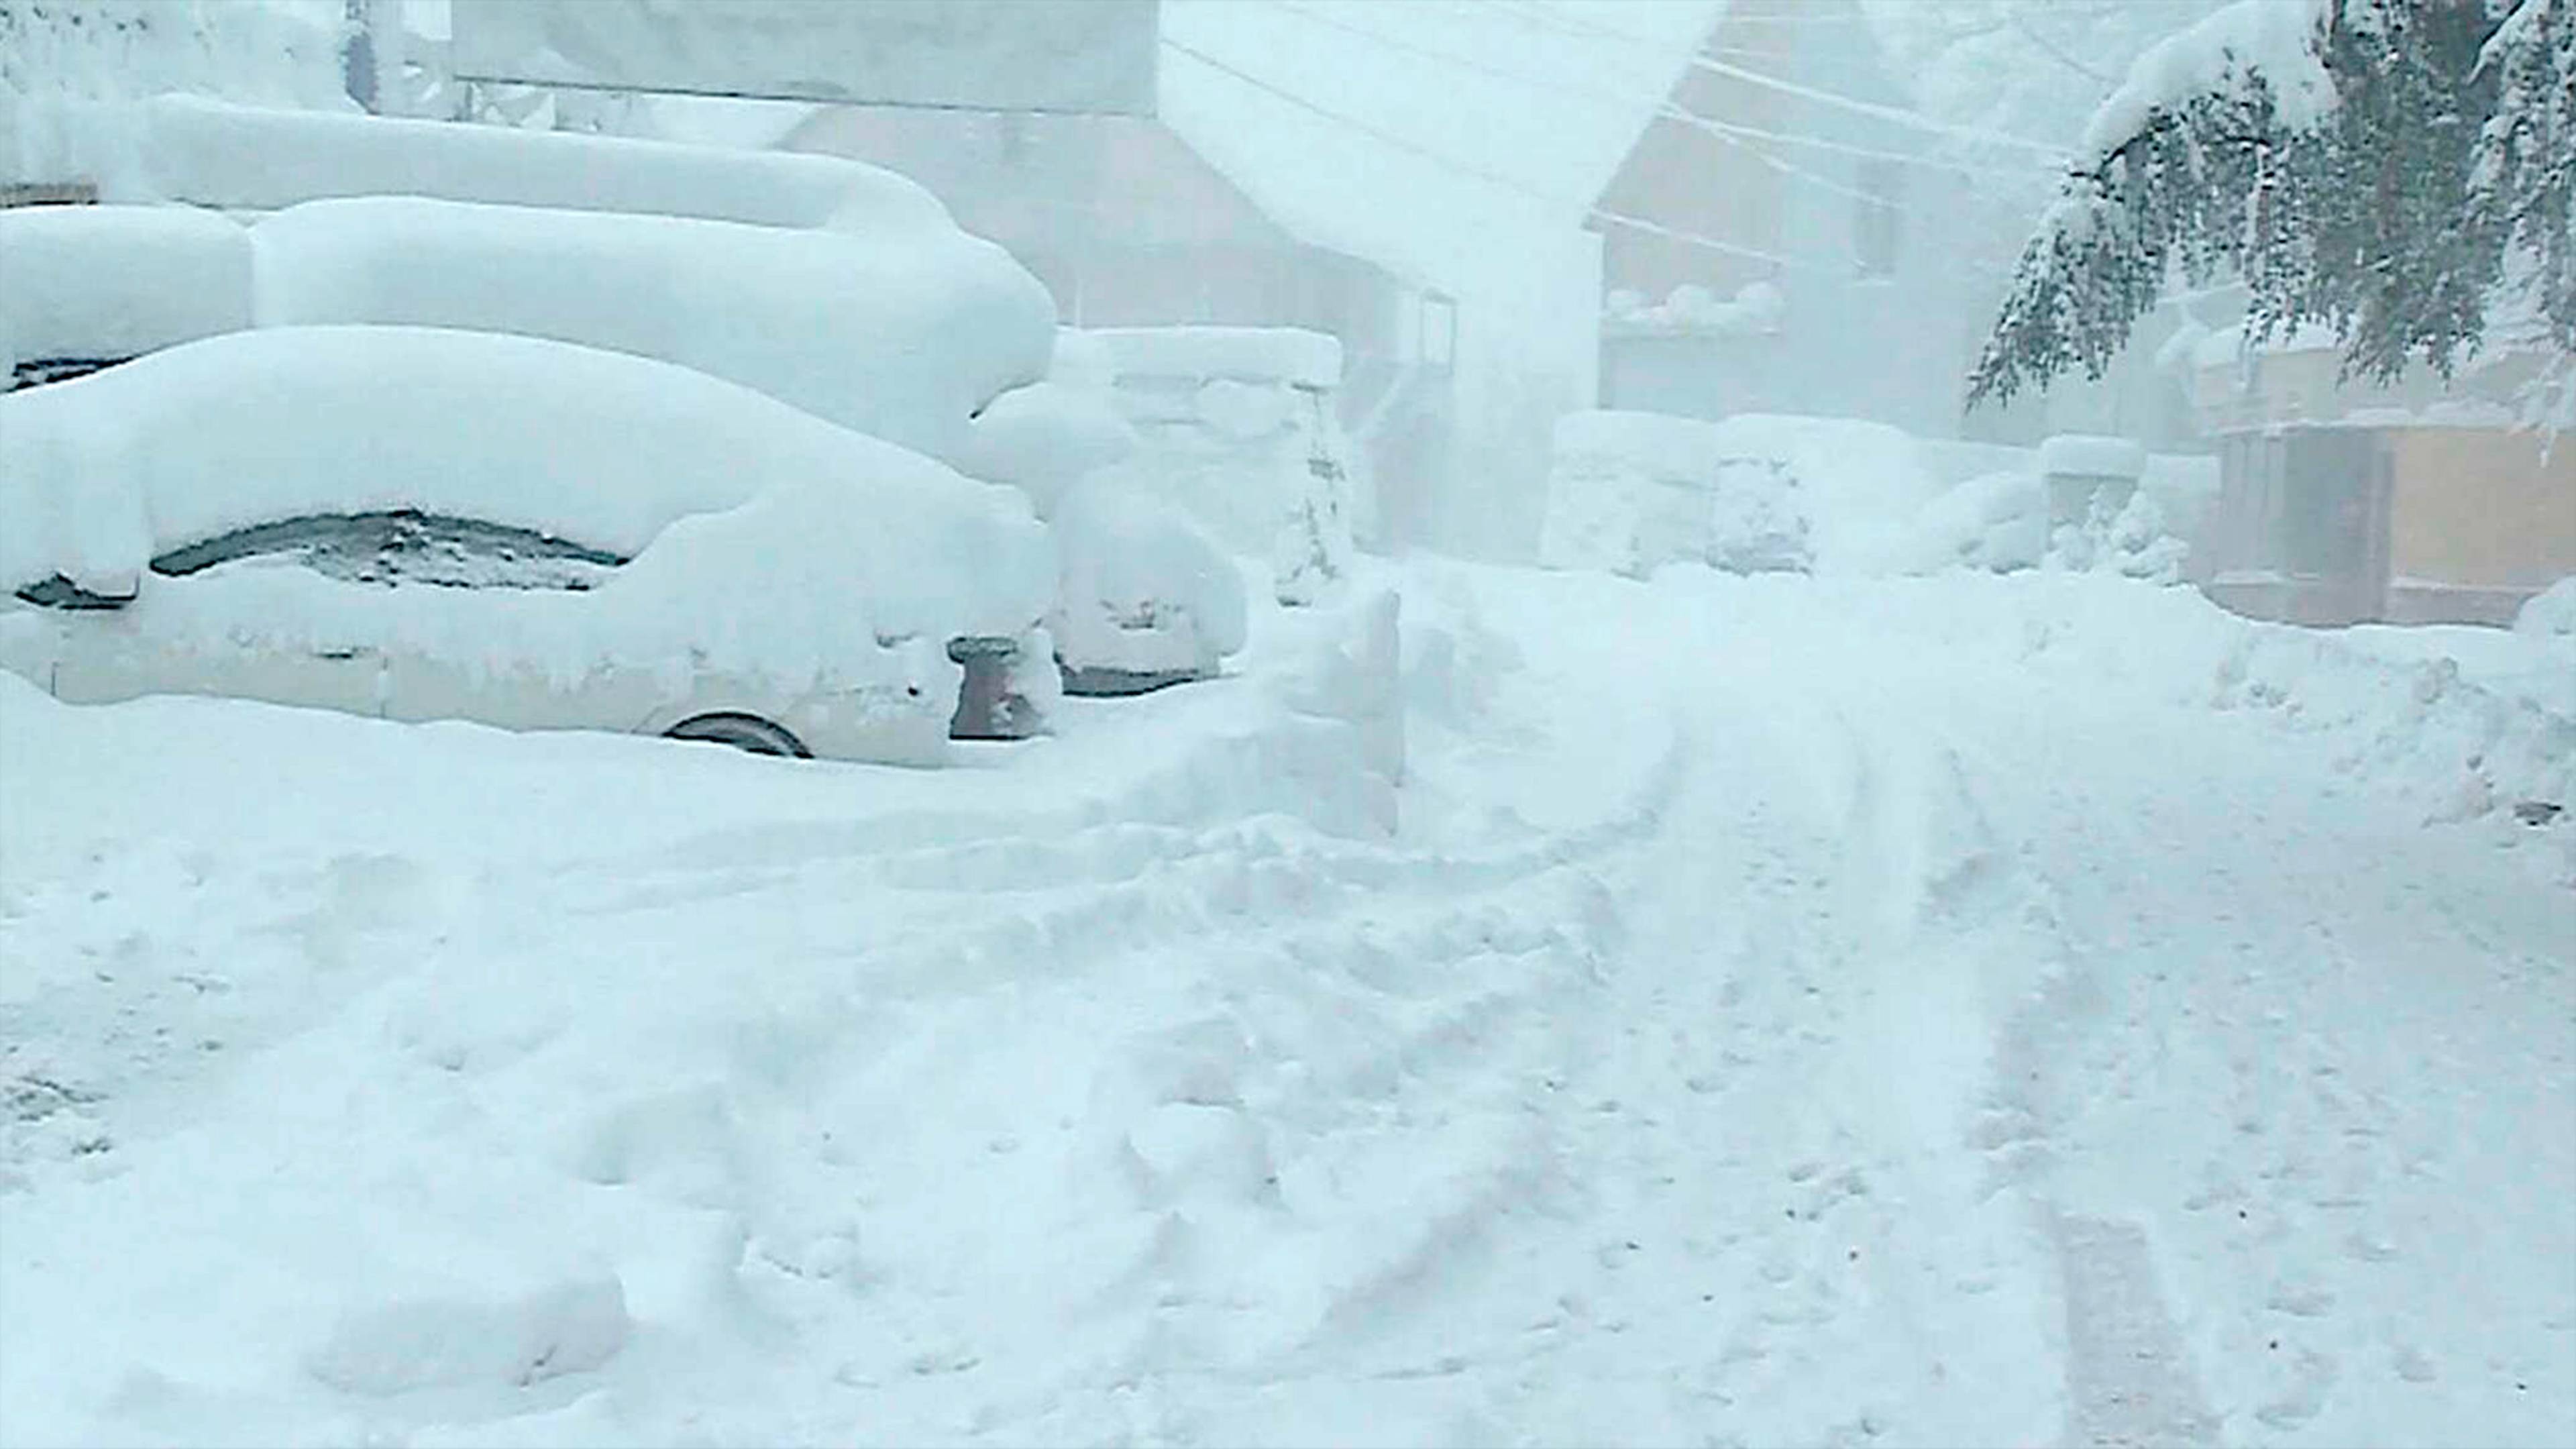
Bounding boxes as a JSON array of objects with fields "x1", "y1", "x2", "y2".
[{"x1": 2, "y1": 561, "x2": 2569, "y2": 1448}]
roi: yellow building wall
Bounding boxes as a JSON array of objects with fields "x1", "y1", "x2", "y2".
[{"x1": 2388, "y1": 427, "x2": 2576, "y2": 588}]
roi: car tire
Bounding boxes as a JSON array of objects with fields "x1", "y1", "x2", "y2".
[{"x1": 663, "y1": 712, "x2": 810, "y2": 759}]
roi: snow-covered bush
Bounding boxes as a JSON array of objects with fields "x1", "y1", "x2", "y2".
[
  {"x1": 2051, "y1": 487, "x2": 2190, "y2": 582},
  {"x1": 250, "y1": 195, "x2": 1053, "y2": 470},
  {"x1": 0, "y1": 204, "x2": 249, "y2": 374}
]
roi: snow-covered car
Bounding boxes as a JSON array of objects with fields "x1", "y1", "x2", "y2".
[{"x1": 0, "y1": 326, "x2": 1057, "y2": 765}]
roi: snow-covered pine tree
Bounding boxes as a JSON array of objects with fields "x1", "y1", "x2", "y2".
[{"x1": 1967, "y1": 0, "x2": 2575, "y2": 408}]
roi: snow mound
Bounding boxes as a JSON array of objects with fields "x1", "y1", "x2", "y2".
[
  {"x1": 0, "y1": 204, "x2": 250, "y2": 367},
  {"x1": 306, "y1": 1273, "x2": 629, "y2": 1397},
  {"x1": 16, "y1": 93, "x2": 950, "y2": 232},
  {"x1": 250, "y1": 195, "x2": 1053, "y2": 469},
  {"x1": 2516, "y1": 576, "x2": 2576, "y2": 647},
  {"x1": 0, "y1": 325, "x2": 1053, "y2": 641},
  {"x1": 1052, "y1": 479, "x2": 1249, "y2": 688}
]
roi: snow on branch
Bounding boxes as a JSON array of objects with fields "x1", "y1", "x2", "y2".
[{"x1": 1969, "y1": 0, "x2": 2573, "y2": 410}]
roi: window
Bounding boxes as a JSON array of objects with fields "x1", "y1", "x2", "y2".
[
  {"x1": 1854, "y1": 161, "x2": 1901, "y2": 278},
  {"x1": 150, "y1": 512, "x2": 627, "y2": 591}
]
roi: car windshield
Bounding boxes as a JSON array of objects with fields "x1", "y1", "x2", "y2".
[{"x1": 149, "y1": 511, "x2": 628, "y2": 591}]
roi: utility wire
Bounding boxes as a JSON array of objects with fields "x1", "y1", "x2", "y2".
[
  {"x1": 1488, "y1": 0, "x2": 2076, "y2": 161},
  {"x1": 1159, "y1": 34, "x2": 1842, "y2": 276},
  {"x1": 1263, "y1": 0, "x2": 1881, "y2": 208},
  {"x1": 1258, "y1": 0, "x2": 2035, "y2": 199}
]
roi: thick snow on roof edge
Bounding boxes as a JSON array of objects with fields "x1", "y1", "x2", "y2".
[{"x1": 5, "y1": 93, "x2": 955, "y2": 233}]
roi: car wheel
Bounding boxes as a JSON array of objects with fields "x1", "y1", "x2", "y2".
[{"x1": 663, "y1": 712, "x2": 810, "y2": 759}]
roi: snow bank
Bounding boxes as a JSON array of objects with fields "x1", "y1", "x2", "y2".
[
  {"x1": 1051, "y1": 479, "x2": 1249, "y2": 690},
  {"x1": 2516, "y1": 576, "x2": 2576, "y2": 646},
  {"x1": 1080, "y1": 326, "x2": 1358, "y2": 605},
  {"x1": 0, "y1": 326, "x2": 1054, "y2": 650},
  {"x1": 2081, "y1": 0, "x2": 2334, "y2": 155},
  {"x1": 250, "y1": 195, "x2": 1053, "y2": 468},
  {"x1": 13, "y1": 94, "x2": 951, "y2": 233},
  {"x1": 307, "y1": 1272, "x2": 630, "y2": 1396},
  {"x1": 0, "y1": 205, "x2": 250, "y2": 367}
]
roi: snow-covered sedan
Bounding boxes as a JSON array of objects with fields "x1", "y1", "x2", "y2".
[{"x1": 0, "y1": 325, "x2": 1058, "y2": 764}]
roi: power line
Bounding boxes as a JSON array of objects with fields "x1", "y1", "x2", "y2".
[
  {"x1": 1257, "y1": 0, "x2": 2035, "y2": 201},
  {"x1": 1159, "y1": 34, "x2": 1841, "y2": 276},
  {"x1": 1494, "y1": 0, "x2": 2075, "y2": 161}
]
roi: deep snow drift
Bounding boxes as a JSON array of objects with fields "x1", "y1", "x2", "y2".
[{"x1": 1, "y1": 559, "x2": 2568, "y2": 1448}]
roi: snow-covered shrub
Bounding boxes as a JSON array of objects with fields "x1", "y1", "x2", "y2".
[{"x1": 2051, "y1": 488, "x2": 2189, "y2": 582}]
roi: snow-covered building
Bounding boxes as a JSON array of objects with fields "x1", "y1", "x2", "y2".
[
  {"x1": 1583, "y1": 0, "x2": 2196, "y2": 451},
  {"x1": 2188, "y1": 325, "x2": 2576, "y2": 626},
  {"x1": 779, "y1": 104, "x2": 1455, "y2": 542}
]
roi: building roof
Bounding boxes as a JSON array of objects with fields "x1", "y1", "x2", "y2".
[{"x1": 781, "y1": 106, "x2": 1294, "y2": 252}]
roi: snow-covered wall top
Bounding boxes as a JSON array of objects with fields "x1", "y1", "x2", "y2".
[
  {"x1": 7, "y1": 95, "x2": 952, "y2": 233},
  {"x1": 1086, "y1": 327, "x2": 1344, "y2": 390},
  {"x1": 2036, "y1": 435, "x2": 2149, "y2": 481},
  {"x1": 249, "y1": 195, "x2": 1055, "y2": 469}
]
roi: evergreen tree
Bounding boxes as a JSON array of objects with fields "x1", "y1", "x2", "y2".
[{"x1": 1967, "y1": 0, "x2": 2575, "y2": 408}]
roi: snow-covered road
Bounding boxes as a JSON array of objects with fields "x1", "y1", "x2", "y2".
[{"x1": 3, "y1": 564, "x2": 2569, "y2": 1447}]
